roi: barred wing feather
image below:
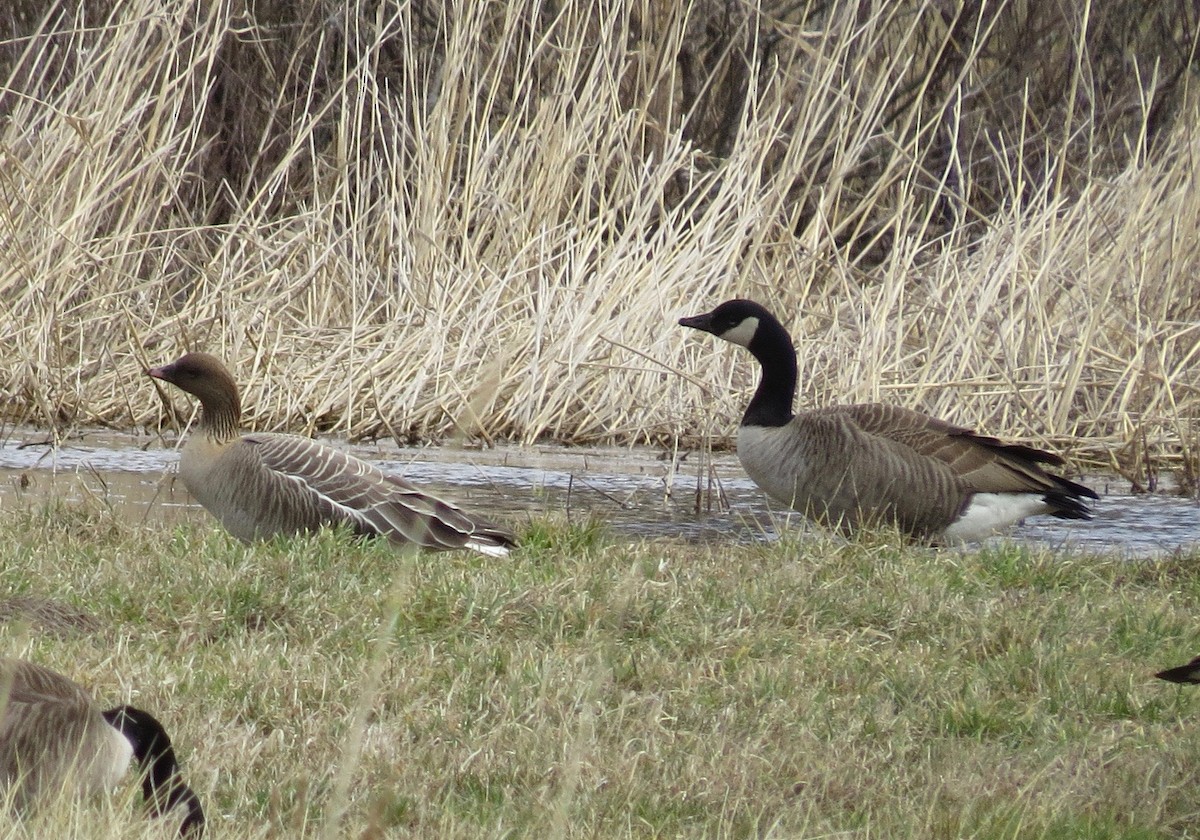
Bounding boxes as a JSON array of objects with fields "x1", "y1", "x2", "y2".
[{"x1": 244, "y1": 434, "x2": 515, "y2": 553}]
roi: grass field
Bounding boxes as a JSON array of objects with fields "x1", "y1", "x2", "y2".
[{"x1": 1, "y1": 503, "x2": 1199, "y2": 839}]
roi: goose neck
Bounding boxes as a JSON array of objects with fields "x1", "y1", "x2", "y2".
[
  {"x1": 742, "y1": 322, "x2": 797, "y2": 428},
  {"x1": 199, "y1": 398, "x2": 240, "y2": 443}
]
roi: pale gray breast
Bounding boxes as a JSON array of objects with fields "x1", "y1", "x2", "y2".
[{"x1": 183, "y1": 433, "x2": 371, "y2": 541}]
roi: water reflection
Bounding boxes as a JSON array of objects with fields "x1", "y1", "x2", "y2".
[{"x1": 0, "y1": 428, "x2": 1196, "y2": 557}]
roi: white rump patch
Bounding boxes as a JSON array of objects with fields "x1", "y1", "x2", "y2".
[
  {"x1": 720, "y1": 316, "x2": 759, "y2": 348},
  {"x1": 468, "y1": 541, "x2": 511, "y2": 558},
  {"x1": 943, "y1": 493, "x2": 1050, "y2": 542}
]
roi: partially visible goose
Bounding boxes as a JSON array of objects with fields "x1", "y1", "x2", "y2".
[
  {"x1": 679, "y1": 299, "x2": 1098, "y2": 542},
  {"x1": 1156, "y1": 656, "x2": 1200, "y2": 684},
  {"x1": 147, "y1": 352, "x2": 516, "y2": 556},
  {"x1": 0, "y1": 597, "x2": 101, "y2": 637},
  {"x1": 0, "y1": 658, "x2": 204, "y2": 835}
]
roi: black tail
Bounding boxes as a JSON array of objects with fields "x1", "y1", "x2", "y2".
[{"x1": 1045, "y1": 475, "x2": 1099, "y2": 521}]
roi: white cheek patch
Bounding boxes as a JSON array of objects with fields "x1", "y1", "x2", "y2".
[
  {"x1": 94, "y1": 725, "x2": 135, "y2": 793},
  {"x1": 720, "y1": 316, "x2": 759, "y2": 348}
]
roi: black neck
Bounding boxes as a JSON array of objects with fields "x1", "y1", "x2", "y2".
[
  {"x1": 742, "y1": 316, "x2": 797, "y2": 428},
  {"x1": 149, "y1": 775, "x2": 205, "y2": 837},
  {"x1": 103, "y1": 706, "x2": 206, "y2": 836}
]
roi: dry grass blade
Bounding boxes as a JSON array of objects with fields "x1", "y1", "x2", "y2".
[{"x1": 0, "y1": 0, "x2": 1195, "y2": 480}]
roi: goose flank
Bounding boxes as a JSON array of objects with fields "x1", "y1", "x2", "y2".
[
  {"x1": 679, "y1": 299, "x2": 1098, "y2": 542},
  {"x1": 147, "y1": 352, "x2": 516, "y2": 555},
  {"x1": 0, "y1": 658, "x2": 204, "y2": 835}
]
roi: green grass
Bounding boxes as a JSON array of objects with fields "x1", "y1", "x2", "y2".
[{"x1": 1, "y1": 504, "x2": 1199, "y2": 838}]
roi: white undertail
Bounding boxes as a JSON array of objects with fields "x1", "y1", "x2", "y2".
[{"x1": 942, "y1": 493, "x2": 1050, "y2": 542}]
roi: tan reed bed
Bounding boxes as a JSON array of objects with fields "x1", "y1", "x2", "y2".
[{"x1": 0, "y1": 1, "x2": 1196, "y2": 487}]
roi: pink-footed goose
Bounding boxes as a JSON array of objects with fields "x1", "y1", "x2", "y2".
[
  {"x1": 679, "y1": 299, "x2": 1098, "y2": 543},
  {"x1": 0, "y1": 658, "x2": 204, "y2": 836},
  {"x1": 147, "y1": 352, "x2": 516, "y2": 556}
]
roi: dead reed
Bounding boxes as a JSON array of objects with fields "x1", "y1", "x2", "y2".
[{"x1": 0, "y1": 1, "x2": 1197, "y2": 484}]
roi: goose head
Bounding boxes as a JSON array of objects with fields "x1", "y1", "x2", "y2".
[
  {"x1": 679, "y1": 299, "x2": 798, "y2": 427},
  {"x1": 147, "y1": 353, "x2": 239, "y2": 407},
  {"x1": 147, "y1": 352, "x2": 241, "y2": 437},
  {"x1": 102, "y1": 705, "x2": 206, "y2": 836},
  {"x1": 678, "y1": 298, "x2": 780, "y2": 350},
  {"x1": 679, "y1": 298, "x2": 796, "y2": 368}
]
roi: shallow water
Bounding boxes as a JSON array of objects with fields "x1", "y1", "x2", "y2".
[{"x1": 0, "y1": 428, "x2": 1196, "y2": 557}]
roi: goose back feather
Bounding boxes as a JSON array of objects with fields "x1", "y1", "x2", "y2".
[
  {"x1": 0, "y1": 659, "x2": 204, "y2": 835},
  {"x1": 0, "y1": 660, "x2": 119, "y2": 801},
  {"x1": 149, "y1": 352, "x2": 515, "y2": 555}
]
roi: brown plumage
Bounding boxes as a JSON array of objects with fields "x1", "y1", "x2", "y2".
[
  {"x1": 147, "y1": 352, "x2": 516, "y2": 555},
  {"x1": 679, "y1": 299, "x2": 1098, "y2": 542},
  {"x1": 0, "y1": 658, "x2": 203, "y2": 835}
]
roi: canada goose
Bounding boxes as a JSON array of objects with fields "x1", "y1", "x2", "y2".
[
  {"x1": 679, "y1": 299, "x2": 1098, "y2": 542},
  {"x1": 1156, "y1": 656, "x2": 1200, "y2": 684},
  {"x1": 147, "y1": 352, "x2": 516, "y2": 556},
  {"x1": 0, "y1": 658, "x2": 204, "y2": 835}
]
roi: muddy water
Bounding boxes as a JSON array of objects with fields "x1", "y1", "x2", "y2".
[{"x1": 0, "y1": 428, "x2": 1197, "y2": 557}]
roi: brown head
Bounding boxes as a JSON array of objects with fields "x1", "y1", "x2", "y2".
[{"x1": 147, "y1": 352, "x2": 241, "y2": 438}]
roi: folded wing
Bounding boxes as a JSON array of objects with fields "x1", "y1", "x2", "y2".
[{"x1": 242, "y1": 434, "x2": 516, "y2": 553}]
